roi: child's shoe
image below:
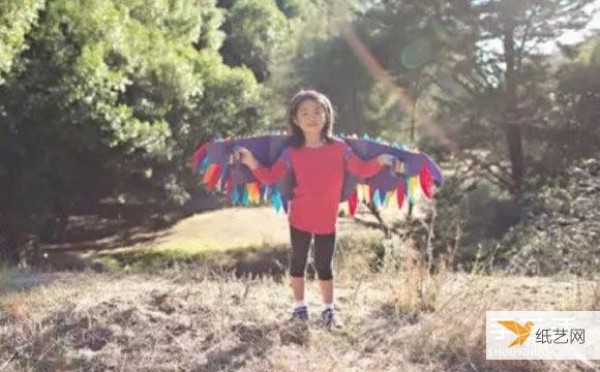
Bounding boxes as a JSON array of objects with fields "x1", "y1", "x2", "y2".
[
  {"x1": 321, "y1": 307, "x2": 343, "y2": 329},
  {"x1": 291, "y1": 305, "x2": 309, "y2": 322}
]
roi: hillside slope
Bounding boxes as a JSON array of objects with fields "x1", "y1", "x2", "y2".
[{"x1": 1, "y1": 268, "x2": 598, "y2": 371}]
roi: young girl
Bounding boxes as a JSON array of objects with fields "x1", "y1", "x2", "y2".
[{"x1": 234, "y1": 90, "x2": 400, "y2": 328}]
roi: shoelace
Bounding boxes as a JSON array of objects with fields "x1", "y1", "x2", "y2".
[
  {"x1": 322, "y1": 309, "x2": 335, "y2": 325},
  {"x1": 293, "y1": 307, "x2": 308, "y2": 319}
]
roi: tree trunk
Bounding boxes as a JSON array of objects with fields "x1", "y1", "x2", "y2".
[
  {"x1": 505, "y1": 123, "x2": 524, "y2": 189},
  {"x1": 502, "y1": 22, "x2": 525, "y2": 192}
]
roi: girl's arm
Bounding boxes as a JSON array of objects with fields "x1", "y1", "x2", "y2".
[
  {"x1": 251, "y1": 158, "x2": 288, "y2": 185},
  {"x1": 345, "y1": 146, "x2": 383, "y2": 179},
  {"x1": 235, "y1": 147, "x2": 289, "y2": 185},
  {"x1": 345, "y1": 146, "x2": 402, "y2": 179}
]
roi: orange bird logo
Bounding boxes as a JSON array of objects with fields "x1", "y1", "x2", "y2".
[{"x1": 498, "y1": 320, "x2": 535, "y2": 347}]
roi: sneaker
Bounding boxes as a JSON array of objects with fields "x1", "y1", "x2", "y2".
[
  {"x1": 291, "y1": 305, "x2": 309, "y2": 322},
  {"x1": 321, "y1": 307, "x2": 343, "y2": 329}
]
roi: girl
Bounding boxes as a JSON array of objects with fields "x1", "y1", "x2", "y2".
[{"x1": 234, "y1": 90, "x2": 401, "y2": 328}]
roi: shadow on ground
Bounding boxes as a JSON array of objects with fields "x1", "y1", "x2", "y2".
[
  {"x1": 97, "y1": 244, "x2": 290, "y2": 280},
  {"x1": 41, "y1": 193, "x2": 222, "y2": 253}
]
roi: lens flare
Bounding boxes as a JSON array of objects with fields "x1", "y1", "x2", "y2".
[{"x1": 338, "y1": 20, "x2": 456, "y2": 151}]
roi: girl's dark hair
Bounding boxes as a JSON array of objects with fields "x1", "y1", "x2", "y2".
[{"x1": 287, "y1": 89, "x2": 335, "y2": 148}]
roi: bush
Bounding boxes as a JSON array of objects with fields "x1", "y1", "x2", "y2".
[{"x1": 498, "y1": 157, "x2": 600, "y2": 277}]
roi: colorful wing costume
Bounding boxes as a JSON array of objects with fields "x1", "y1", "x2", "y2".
[{"x1": 190, "y1": 134, "x2": 442, "y2": 216}]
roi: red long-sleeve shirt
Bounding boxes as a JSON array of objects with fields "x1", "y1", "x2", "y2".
[{"x1": 251, "y1": 138, "x2": 382, "y2": 234}]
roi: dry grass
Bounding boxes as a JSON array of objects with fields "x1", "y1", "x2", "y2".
[
  {"x1": 94, "y1": 206, "x2": 393, "y2": 256},
  {"x1": 78, "y1": 206, "x2": 387, "y2": 274},
  {"x1": 2, "y1": 207, "x2": 599, "y2": 371},
  {"x1": 2, "y1": 258, "x2": 599, "y2": 371}
]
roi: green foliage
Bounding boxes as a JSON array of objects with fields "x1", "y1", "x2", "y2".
[
  {"x1": 0, "y1": 0, "x2": 45, "y2": 83},
  {"x1": 0, "y1": 0, "x2": 275, "y2": 263},
  {"x1": 220, "y1": 0, "x2": 290, "y2": 82},
  {"x1": 1, "y1": 0, "x2": 597, "y2": 271},
  {"x1": 290, "y1": 1, "x2": 472, "y2": 143},
  {"x1": 549, "y1": 37, "x2": 600, "y2": 161},
  {"x1": 275, "y1": 0, "x2": 306, "y2": 18},
  {"x1": 288, "y1": 0, "x2": 595, "y2": 190}
]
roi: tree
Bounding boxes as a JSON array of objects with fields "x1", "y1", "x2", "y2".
[
  {"x1": 292, "y1": 0, "x2": 463, "y2": 142},
  {"x1": 0, "y1": 0, "x2": 269, "y2": 264},
  {"x1": 551, "y1": 37, "x2": 600, "y2": 162},
  {"x1": 471, "y1": 0, "x2": 595, "y2": 191},
  {"x1": 288, "y1": 0, "x2": 595, "y2": 195},
  {"x1": 219, "y1": 0, "x2": 289, "y2": 82},
  {"x1": 0, "y1": 0, "x2": 45, "y2": 83}
]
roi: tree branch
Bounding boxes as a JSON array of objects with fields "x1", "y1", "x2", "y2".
[{"x1": 516, "y1": 6, "x2": 539, "y2": 70}]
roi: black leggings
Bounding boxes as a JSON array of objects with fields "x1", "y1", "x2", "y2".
[{"x1": 289, "y1": 225, "x2": 336, "y2": 280}]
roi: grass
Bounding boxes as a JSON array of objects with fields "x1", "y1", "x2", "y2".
[
  {"x1": 135, "y1": 207, "x2": 292, "y2": 252},
  {"x1": 90, "y1": 231, "x2": 387, "y2": 279},
  {"x1": 2, "y1": 261, "x2": 599, "y2": 371},
  {"x1": 2, "y1": 207, "x2": 599, "y2": 371},
  {"x1": 80, "y1": 206, "x2": 387, "y2": 275}
]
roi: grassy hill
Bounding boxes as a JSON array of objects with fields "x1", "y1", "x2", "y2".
[{"x1": 1, "y1": 207, "x2": 599, "y2": 371}]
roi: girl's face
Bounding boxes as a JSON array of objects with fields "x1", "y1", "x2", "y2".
[{"x1": 294, "y1": 99, "x2": 326, "y2": 136}]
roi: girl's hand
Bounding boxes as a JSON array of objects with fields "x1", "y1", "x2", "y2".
[
  {"x1": 394, "y1": 160, "x2": 405, "y2": 174},
  {"x1": 377, "y1": 154, "x2": 405, "y2": 173},
  {"x1": 233, "y1": 147, "x2": 259, "y2": 170},
  {"x1": 377, "y1": 154, "x2": 395, "y2": 167}
]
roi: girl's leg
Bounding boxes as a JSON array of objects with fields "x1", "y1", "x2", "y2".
[
  {"x1": 313, "y1": 231, "x2": 336, "y2": 305},
  {"x1": 289, "y1": 225, "x2": 312, "y2": 302}
]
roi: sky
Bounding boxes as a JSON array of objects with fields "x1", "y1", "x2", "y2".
[
  {"x1": 557, "y1": 3, "x2": 599, "y2": 41},
  {"x1": 538, "y1": 0, "x2": 600, "y2": 54},
  {"x1": 479, "y1": 2, "x2": 600, "y2": 56}
]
